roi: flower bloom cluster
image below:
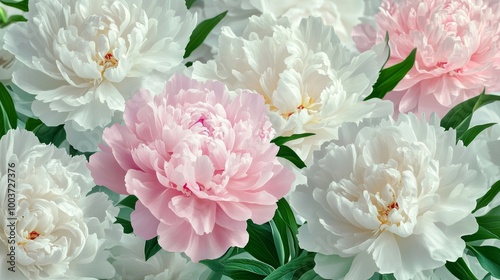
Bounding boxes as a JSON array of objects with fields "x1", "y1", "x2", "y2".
[
  {"x1": 290, "y1": 114, "x2": 487, "y2": 279},
  {"x1": 196, "y1": 0, "x2": 365, "y2": 53},
  {"x1": 4, "y1": 0, "x2": 196, "y2": 152},
  {"x1": 192, "y1": 15, "x2": 393, "y2": 164},
  {"x1": 88, "y1": 74, "x2": 293, "y2": 262},
  {"x1": 0, "y1": 129, "x2": 121, "y2": 279},
  {"x1": 353, "y1": 0, "x2": 500, "y2": 117}
]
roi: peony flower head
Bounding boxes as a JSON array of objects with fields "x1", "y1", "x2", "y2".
[
  {"x1": 353, "y1": 0, "x2": 500, "y2": 118},
  {"x1": 0, "y1": 129, "x2": 121, "y2": 279},
  {"x1": 289, "y1": 114, "x2": 487, "y2": 280},
  {"x1": 110, "y1": 234, "x2": 206, "y2": 280},
  {"x1": 192, "y1": 15, "x2": 393, "y2": 164},
  {"x1": 195, "y1": 0, "x2": 366, "y2": 59},
  {"x1": 4, "y1": 0, "x2": 197, "y2": 152},
  {"x1": 88, "y1": 74, "x2": 294, "y2": 262}
]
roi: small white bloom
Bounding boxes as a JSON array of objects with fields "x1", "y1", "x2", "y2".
[
  {"x1": 4, "y1": 0, "x2": 197, "y2": 152},
  {"x1": 110, "y1": 234, "x2": 206, "y2": 280},
  {"x1": 289, "y1": 114, "x2": 487, "y2": 280},
  {"x1": 192, "y1": 15, "x2": 392, "y2": 164},
  {"x1": 0, "y1": 129, "x2": 121, "y2": 279}
]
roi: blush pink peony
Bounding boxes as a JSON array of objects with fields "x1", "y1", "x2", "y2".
[
  {"x1": 88, "y1": 75, "x2": 293, "y2": 262},
  {"x1": 353, "y1": 0, "x2": 500, "y2": 117}
]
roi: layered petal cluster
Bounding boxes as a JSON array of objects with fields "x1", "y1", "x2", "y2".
[
  {"x1": 196, "y1": 0, "x2": 365, "y2": 55},
  {"x1": 110, "y1": 234, "x2": 206, "y2": 280},
  {"x1": 4, "y1": 0, "x2": 196, "y2": 152},
  {"x1": 88, "y1": 75, "x2": 293, "y2": 262},
  {"x1": 0, "y1": 129, "x2": 121, "y2": 280},
  {"x1": 353, "y1": 0, "x2": 500, "y2": 117},
  {"x1": 290, "y1": 114, "x2": 487, "y2": 280},
  {"x1": 192, "y1": 15, "x2": 392, "y2": 164}
]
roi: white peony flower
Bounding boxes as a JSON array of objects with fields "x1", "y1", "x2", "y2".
[
  {"x1": 4, "y1": 0, "x2": 197, "y2": 152},
  {"x1": 0, "y1": 129, "x2": 122, "y2": 279},
  {"x1": 110, "y1": 234, "x2": 206, "y2": 280},
  {"x1": 192, "y1": 15, "x2": 392, "y2": 164},
  {"x1": 194, "y1": 0, "x2": 365, "y2": 59},
  {"x1": 289, "y1": 114, "x2": 487, "y2": 280}
]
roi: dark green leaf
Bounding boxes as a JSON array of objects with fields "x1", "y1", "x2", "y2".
[
  {"x1": 68, "y1": 145, "x2": 94, "y2": 160},
  {"x1": 474, "y1": 205, "x2": 500, "y2": 240},
  {"x1": 144, "y1": 236, "x2": 162, "y2": 261},
  {"x1": 184, "y1": 11, "x2": 227, "y2": 58},
  {"x1": 0, "y1": 82, "x2": 17, "y2": 136},
  {"x1": 25, "y1": 118, "x2": 66, "y2": 147},
  {"x1": 446, "y1": 257, "x2": 479, "y2": 280},
  {"x1": 0, "y1": 0, "x2": 28, "y2": 12},
  {"x1": 368, "y1": 274, "x2": 397, "y2": 280},
  {"x1": 114, "y1": 217, "x2": 133, "y2": 234},
  {"x1": 276, "y1": 198, "x2": 299, "y2": 236},
  {"x1": 118, "y1": 195, "x2": 139, "y2": 209},
  {"x1": 185, "y1": 0, "x2": 197, "y2": 9},
  {"x1": 271, "y1": 133, "x2": 315, "y2": 146},
  {"x1": 299, "y1": 269, "x2": 324, "y2": 280},
  {"x1": 269, "y1": 220, "x2": 285, "y2": 266},
  {"x1": 245, "y1": 221, "x2": 281, "y2": 268},
  {"x1": 201, "y1": 258, "x2": 275, "y2": 280},
  {"x1": 264, "y1": 253, "x2": 316, "y2": 280},
  {"x1": 441, "y1": 91, "x2": 500, "y2": 138},
  {"x1": 458, "y1": 123, "x2": 496, "y2": 146},
  {"x1": 463, "y1": 225, "x2": 499, "y2": 243},
  {"x1": 467, "y1": 245, "x2": 500, "y2": 278},
  {"x1": 364, "y1": 48, "x2": 416, "y2": 101},
  {"x1": 277, "y1": 145, "x2": 306, "y2": 169},
  {"x1": 475, "y1": 180, "x2": 500, "y2": 213}
]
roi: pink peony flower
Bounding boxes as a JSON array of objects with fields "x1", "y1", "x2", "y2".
[
  {"x1": 88, "y1": 75, "x2": 293, "y2": 262},
  {"x1": 353, "y1": 0, "x2": 500, "y2": 117}
]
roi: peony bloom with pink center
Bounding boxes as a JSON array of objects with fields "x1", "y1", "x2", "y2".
[
  {"x1": 353, "y1": 0, "x2": 500, "y2": 117},
  {"x1": 88, "y1": 74, "x2": 293, "y2": 262}
]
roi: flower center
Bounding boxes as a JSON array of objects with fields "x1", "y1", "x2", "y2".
[
  {"x1": 98, "y1": 52, "x2": 119, "y2": 76},
  {"x1": 28, "y1": 231, "x2": 40, "y2": 240}
]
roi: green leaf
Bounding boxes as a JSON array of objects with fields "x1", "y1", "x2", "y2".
[
  {"x1": 474, "y1": 205, "x2": 500, "y2": 240},
  {"x1": 0, "y1": 0, "x2": 28, "y2": 12},
  {"x1": 271, "y1": 133, "x2": 315, "y2": 146},
  {"x1": 445, "y1": 258, "x2": 479, "y2": 280},
  {"x1": 474, "y1": 180, "x2": 500, "y2": 213},
  {"x1": 463, "y1": 225, "x2": 499, "y2": 243},
  {"x1": 68, "y1": 145, "x2": 94, "y2": 160},
  {"x1": 299, "y1": 269, "x2": 324, "y2": 280},
  {"x1": 269, "y1": 220, "x2": 285, "y2": 266},
  {"x1": 87, "y1": 185, "x2": 121, "y2": 204},
  {"x1": 144, "y1": 237, "x2": 162, "y2": 261},
  {"x1": 114, "y1": 217, "x2": 133, "y2": 234},
  {"x1": 467, "y1": 245, "x2": 500, "y2": 278},
  {"x1": 458, "y1": 123, "x2": 496, "y2": 146},
  {"x1": 368, "y1": 274, "x2": 397, "y2": 280},
  {"x1": 25, "y1": 118, "x2": 66, "y2": 147},
  {"x1": 245, "y1": 221, "x2": 281, "y2": 268},
  {"x1": 118, "y1": 195, "x2": 139, "y2": 209},
  {"x1": 264, "y1": 253, "x2": 316, "y2": 280},
  {"x1": 276, "y1": 199, "x2": 299, "y2": 235},
  {"x1": 277, "y1": 145, "x2": 306, "y2": 169},
  {"x1": 440, "y1": 91, "x2": 500, "y2": 137},
  {"x1": 364, "y1": 48, "x2": 416, "y2": 101},
  {"x1": 0, "y1": 82, "x2": 17, "y2": 136},
  {"x1": 185, "y1": 0, "x2": 197, "y2": 9},
  {"x1": 201, "y1": 258, "x2": 275, "y2": 280},
  {"x1": 184, "y1": 11, "x2": 227, "y2": 58}
]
